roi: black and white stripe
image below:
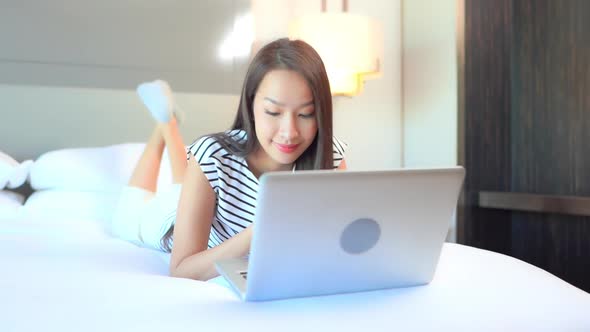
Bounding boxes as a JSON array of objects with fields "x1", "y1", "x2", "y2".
[
  {"x1": 332, "y1": 136, "x2": 347, "y2": 169},
  {"x1": 188, "y1": 130, "x2": 347, "y2": 248}
]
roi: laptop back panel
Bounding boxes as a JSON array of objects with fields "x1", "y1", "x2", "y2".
[{"x1": 245, "y1": 168, "x2": 465, "y2": 301}]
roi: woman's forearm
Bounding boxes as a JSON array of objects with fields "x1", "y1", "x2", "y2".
[{"x1": 170, "y1": 227, "x2": 252, "y2": 281}]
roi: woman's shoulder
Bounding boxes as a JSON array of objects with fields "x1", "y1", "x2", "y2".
[{"x1": 187, "y1": 129, "x2": 247, "y2": 163}]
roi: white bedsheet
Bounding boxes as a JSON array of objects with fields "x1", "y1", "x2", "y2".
[
  {"x1": 1, "y1": 215, "x2": 589, "y2": 332},
  {"x1": 0, "y1": 190, "x2": 24, "y2": 221}
]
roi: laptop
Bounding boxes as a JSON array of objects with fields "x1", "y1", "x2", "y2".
[{"x1": 215, "y1": 167, "x2": 465, "y2": 301}]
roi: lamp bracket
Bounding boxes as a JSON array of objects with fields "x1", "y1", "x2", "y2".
[{"x1": 321, "y1": 0, "x2": 349, "y2": 13}]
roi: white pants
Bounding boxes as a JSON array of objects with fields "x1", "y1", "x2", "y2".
[{"x1": 111, "y1": 184, "x2": 182, "y2": 251}]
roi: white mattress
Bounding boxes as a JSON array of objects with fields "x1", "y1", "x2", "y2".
[
  {"x1": 1, "y1": 215, "x2": 589, "y2": 332},
  {"x1": 0, "y1": 190, "x2": 24, "y2": 220}
]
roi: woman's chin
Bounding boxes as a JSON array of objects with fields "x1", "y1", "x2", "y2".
[{"x1": 269, "y1": 153, "x2": 298, "y2": 169}]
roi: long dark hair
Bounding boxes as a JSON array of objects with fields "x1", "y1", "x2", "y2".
[
  {"x1": 161, "y1": 38, "x2": 333, "y2": 252},
  {"x1": 213, "y1": 38, "x2": 333, "y2": 169}
]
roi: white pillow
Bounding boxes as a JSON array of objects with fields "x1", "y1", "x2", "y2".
[
  {"x1": 0, "y1": 151, "x2": 32, "y2": 189},
  {"x1": 30, "y1": 143, "x2": 135, "y2": 191},
  {"x1": 8, "y1": 160, "x2": 33, "y2": 189},
  {"x1": 0, "y1": 190, "x2": 25, "y2": 220},
  {"x1": 29, "y1": 143, "x2": 175, "y2": 192},
  {"x1": 22, "y1": 190, "x2": 120, "y2": 224},
  {"x1": 0, "y1": 151, "x2": 19, "y2": 189}
]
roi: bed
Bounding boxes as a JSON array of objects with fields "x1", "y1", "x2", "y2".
[
  {"x1": 1, "y1": 212, "x2": 589, "y2": 331},
  {"x1": 1, "y1": 146, "x2": 589, "y2": 332}
]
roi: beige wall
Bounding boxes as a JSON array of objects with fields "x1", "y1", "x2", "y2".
[
  {"x1": 0, "y1": 0, "x2": 250, "y2": 94},
  {"x1": 1, "y1": 0, "x2": 403, "y2": 172},
  {"x1": 254, "y1": 0, "x2": 403, "y2": 170},
  {"x1": 402, "y1": 0, "x2": 458, "y2": 241},
  {"x1": 0, "y1": 0, "x2": 248, "y2": 160},
  {"x1": 1, "y1": 0, "x2": 457, "y2": 174},
  {"x1": 334, "y1": 0, "x2": 402, "y2": 170},
  {"x1": 402, "y1": 0, "x2": 457, "y2": 168},
  {"x1": 0, "y1": 0, "x2": 459, "y2": 238}
]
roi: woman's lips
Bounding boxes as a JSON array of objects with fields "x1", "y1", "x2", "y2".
[{"x1": 275, "y1": 142, "x2": 300, "y2": 153}]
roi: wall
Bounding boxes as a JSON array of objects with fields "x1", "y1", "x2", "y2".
[
  {"x1": 0, "y1": 0, "x2": 249, "y2": 160},
  {"x1": 0, "y1": 0, "x2": 461, "y2": 240},
  {"x1": 402, "y1": 0, "x2": 457, "y2": 168},
  {"x1": 334, "y1": 0, "x2": 402, "y2": 171},
  {"x1": 0, "y1": 0, "x2": 250, "y2": 94},
  {"x1": 254, "y1": 0, "x2": 403, "y2": 171},
  {"x1": 402, "y1": 0, "x2": 458, "y2": 241},
  {"x1": 0, "y1": 0, "x2": 402, "y2": 173}
]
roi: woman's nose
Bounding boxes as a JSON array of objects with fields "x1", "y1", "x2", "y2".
[{"x1": 279, "y1": 114, "x2": 299, "y2": 140}]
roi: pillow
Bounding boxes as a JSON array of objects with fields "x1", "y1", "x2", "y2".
[
  {"x1": 0, "y1": 151, "x2": 32, "y2": 190},
  {"x1": 0, "y1": 190, "x2": 25, "y2": 220},
  {"x1": 0, "y1": 151, "x2": 19, "y2": 189},
  {"x1": 8, "y1": 160, "x2": 33, "y2": 189},
  {"x1": 22, "y1": 190, "x2": 120, "y2": 224},
  {"x1": 29, "y1": 143, "x2": 175, "y2": 192}
]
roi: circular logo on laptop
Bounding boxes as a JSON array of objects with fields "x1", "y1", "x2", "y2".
[{"x1": 340, "y1": 218, "x2": 381, "y2": 254}]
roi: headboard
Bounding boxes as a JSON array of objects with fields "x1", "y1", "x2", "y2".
[
  {"x1": 0, "y1": 84, "x2": 239, "y2": 162},
  {"x1": 0, "y1": 84, "x2": 240, "y2": 197}
]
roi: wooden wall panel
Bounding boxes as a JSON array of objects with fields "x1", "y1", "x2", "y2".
[
  {"x1": 461, "y1": 0, "x2": 512, "y2": 254},
  {"x1": 510, "y1": 0, "x2": 590, "y2": 291},
  {"x1": 460, "y1": 0, "x2": 590, "y2": 291}
]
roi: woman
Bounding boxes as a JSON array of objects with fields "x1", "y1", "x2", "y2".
[{"x1": 112, "y1": 38, "x2": 347, "y2": 280}]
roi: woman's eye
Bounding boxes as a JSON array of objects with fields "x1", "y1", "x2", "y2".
[
  {"x1": 299, "y1": 113, "x2": 315, "y2": 119},
  {"x1": 264, "y1": 109, "x2": 280, "y2": 116}
]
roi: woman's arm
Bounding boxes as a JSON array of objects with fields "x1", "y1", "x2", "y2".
[
  {"x1": 337, "y1": 159, "x2": 347, "y2": 170},
  {"x1": 169, "y1": 154, "x2": 252, "y2": 281}
]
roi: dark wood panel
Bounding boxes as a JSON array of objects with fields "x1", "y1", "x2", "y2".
[
  {"x1": 479, "y1": 191, "x2": 590, "y2": 216},
  {"x1": 511, "y1": 0, "x2": 590, "y2": 196},
  {"x1": 510, "y1": 0, "x2": 590, "y2": 292},
  {"x1": 460, "y1": 0, "x2": 590, "y2": 292},
  {"x1": 511, "y1": 212, "x2": 590, "y2": 291},
  {"x1": 461, "y1": 0, "x2": 512, "y2": 254}
]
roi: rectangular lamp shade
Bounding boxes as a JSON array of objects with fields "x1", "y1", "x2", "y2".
[{"x1": 289, "y1": 13, "x2": 382, "y2": 96}]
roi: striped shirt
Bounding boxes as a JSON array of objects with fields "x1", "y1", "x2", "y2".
[{"x1": 187, "y1": 129, "x2": 347, "y2": 248}]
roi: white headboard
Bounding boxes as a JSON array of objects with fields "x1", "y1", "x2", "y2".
[{"x1": 0, "y1": 84, "x2": 239, "y2": 162}]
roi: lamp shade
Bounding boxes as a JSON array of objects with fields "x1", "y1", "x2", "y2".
[{"x1": 289, "y1": 13, "x2": 382, "y2": 96}]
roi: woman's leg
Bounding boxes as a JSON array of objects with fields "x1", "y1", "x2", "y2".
[
  {"x1": 112, "y1": 125, "x2": 162, "y2": 245},
  {"x1": 129, "y1": 79, "x2": 186, "y2": 190},
  {"x1": 115, "y1": 79, "x2": 186, "y2": 250},
  {"x1": 129, "y1": 117, "x2": 186, "y2": 251},
  {"x1": 128, "y1": 125, "x2": 165, "y2": 192},
  {"x1": 160, "y1": 116, "x2": 187, "y2": 184}
]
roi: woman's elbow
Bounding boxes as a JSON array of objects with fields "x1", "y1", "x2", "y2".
[
  {"x1": 168, "y1": 264, "x2": 182, "y2": 278},
  {"x1": 168, "y1": 262, "x2": 189, "y2": 279},
  {"x1": 168, "y1": 260, "x2": 185, "y2": 279},
  {"x1": 168, "y1": 262, "x2": 209, "y2": 281}
]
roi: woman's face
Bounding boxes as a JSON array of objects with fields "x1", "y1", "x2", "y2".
[{"x1": 251, "y1": 69, "x2": 318, "y2": 171}]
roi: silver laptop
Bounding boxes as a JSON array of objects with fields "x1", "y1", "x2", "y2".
[{"x1": 215, "y1": 167, "x2": 465, "y2": 301}]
